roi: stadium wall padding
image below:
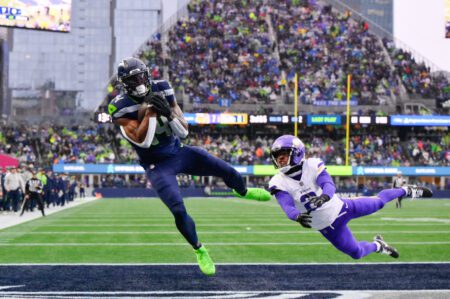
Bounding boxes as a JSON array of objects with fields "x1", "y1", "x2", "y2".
[{"x1": 92, "y1": 188, "x2": 450, "y2": 198}]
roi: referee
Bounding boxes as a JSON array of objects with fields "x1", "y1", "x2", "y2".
[
  {"x1": 392, "y1": 172, "x2": 405, "y2": 208},
  {"x1": 21, "y1": 170, "x2": 45, "y2": 217}
]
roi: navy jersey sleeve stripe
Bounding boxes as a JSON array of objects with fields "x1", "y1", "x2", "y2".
[
  {"x1": 152, "y1": 80, "x2": 176, "y2": 105},
  {"x1": 113, "y1": 104, "x2": 140, "y2": 119}
]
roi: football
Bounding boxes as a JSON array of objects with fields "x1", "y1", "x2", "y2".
[{"x1": 137, "y1": 104, "x2": 155, "y2": 121}]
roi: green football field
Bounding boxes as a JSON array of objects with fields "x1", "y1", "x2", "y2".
[{"x1": 0, "y1": 197, "x2": 449, "y2": 263}]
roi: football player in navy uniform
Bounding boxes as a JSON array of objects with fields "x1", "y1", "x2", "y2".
[{"x1": 108, "y1": 57, "x2": 271, "y2": 276}]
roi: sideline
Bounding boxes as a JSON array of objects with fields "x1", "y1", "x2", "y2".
[{"x1": 0, "y1": 197, "x2": 98, "y2": 230}]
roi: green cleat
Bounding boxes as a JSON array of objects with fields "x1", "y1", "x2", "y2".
[
  {"x1": 194, "y1": 245, "x2": 216, "y2": 276},
  {"x1": 232, "y1": 187, "x2": 272, "y2": 201}
]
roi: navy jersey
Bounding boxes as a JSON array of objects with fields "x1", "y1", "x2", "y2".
[
  {"x1": 44, "y1": 176, "x2": 54, "y2": 192},
  {"x1": 108, "y1": 80, "x2": 180, "y2": 166}
]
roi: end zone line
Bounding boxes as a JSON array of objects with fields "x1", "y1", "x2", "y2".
[
  {"x1": 0, "y1": 290, "x2": 449, "y2": 295},
  {"x1": 1, "y1": 230, "x2": 449, "y2": 234}
]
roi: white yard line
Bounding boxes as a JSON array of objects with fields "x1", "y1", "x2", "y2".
[
  {"x1": 0, "y1": 197, "x2": 98, "y2": 231},
  {"x1": 381, "y1": 217, "x2": 450, "y2": 223},
  {"x1": 26, "y1": 223, "x2": 450, "y2": 227},
  {"x1": 0, "y1": 241, "x2": 449, "y2": 246},
  {"x1": 0, "y1": 230, "x2": 449, "y2": 235}
]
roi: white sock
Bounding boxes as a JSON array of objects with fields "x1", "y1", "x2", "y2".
[
  {"x1": 374, "y1": 241, "x2": 381, "y2": 252},
  {"x1": 401, "y1": 186, "x2": 409, "y2": 196}
]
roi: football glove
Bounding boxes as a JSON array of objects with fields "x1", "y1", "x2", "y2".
[
  {"x1": 296, "y1": 213, "x2": 312, "y2": 229},
  {"x1": 309, "y1": 194, "x2": 330, "y2": 208},
  {"x1": 150, "y1": 94, "x2": 173, "y2": 120}
]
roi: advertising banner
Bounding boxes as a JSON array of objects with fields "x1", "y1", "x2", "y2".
[
  {"x1": 353, "y1": 166, "x2": 450, "y2": 176},
  {"x1": 53, "y1": 164, "x2": 251, "y2": 175},
  {"x1": 307, "y1": 115, "x2": 342, "y2": 126},
  {"x1": 253, "y1": 165, "x2": 352, "y2": 176},
  {"x1": 390, "y1": 115, "x2": 450, "y2": 126},
  {"x1": 54, "y1": 164, "x2": 450, "y2": 177}
]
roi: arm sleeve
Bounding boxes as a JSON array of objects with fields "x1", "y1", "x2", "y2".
[
  {"x1": 169, "y1": 118, "x2": 189, "y2": 138},
  {"x1": 274, "y1": 190, "x2": 301, "y2": 221},
  {"x1": 316, "y1": 169, "x2": 336, "y2": 198}
]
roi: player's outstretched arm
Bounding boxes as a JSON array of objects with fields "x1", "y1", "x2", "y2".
[
  {"x1": 272, "y1": 189, "x2": 301, "y2": 221},
  {"x1": 114, "y1": 108, "x2": 157, "y2": 148}
]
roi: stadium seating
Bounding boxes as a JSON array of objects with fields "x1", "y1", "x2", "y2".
[
  {"x1": 0, "y1": 124, "x2": 116, "y2": 166},
  {"x1": 2, "y1": 124, "x2": 448, "y2": 167},
  {"x1": 102, "y1": 0, "x2": 450, "y2": 114}
]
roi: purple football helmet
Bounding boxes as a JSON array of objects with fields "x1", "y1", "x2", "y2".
[{"x1": 270, "y1": 135, "x2": 305, "y2": 173}]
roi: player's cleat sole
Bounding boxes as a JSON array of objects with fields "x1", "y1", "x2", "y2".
[
  {"x1": 374, "y1": 234, "x2": 399, "y2": 258},
  {"x1": 194, "y1": 245, "x2": 216, "y2": 276},
  {"x1": 232, "y1": 188, "x2": 272, "y2": 201},
  {"x1": 404, "y1": 185, "x2": 433, "y2": 199}
]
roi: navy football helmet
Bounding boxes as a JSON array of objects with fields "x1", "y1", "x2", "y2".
[{"x1": 117, "y1": 57, "x2": 150, "y2": 98}]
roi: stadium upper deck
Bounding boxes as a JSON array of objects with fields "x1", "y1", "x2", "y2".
[{"x1": 100, "y1": 0, "x2": 449, "y2": 115}]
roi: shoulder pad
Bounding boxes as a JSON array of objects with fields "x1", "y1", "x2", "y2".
[
  {"x1": 305, "y1": 158, "x2": 326, "y2": 174},
  {"x1": 152, "y1": 80, "x2": 176, "y2": 104},
  {"x1": 269, "y1": 174, "x2": 287, "y2": 194},
  {"x1": 108, "y1": 94, "x2": 140, "y2": 119},
  {"x1": 108, "y1": 95, "x2": 124, "y2": 116}
]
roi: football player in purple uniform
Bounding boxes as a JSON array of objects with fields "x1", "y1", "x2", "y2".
[{"x1": 269, "y1": 135, "x2": 433, "y2": 259}]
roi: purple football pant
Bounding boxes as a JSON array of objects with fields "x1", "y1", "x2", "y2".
[{"x1": 319, "y1": 188, "x2": 406, "y2": 259}]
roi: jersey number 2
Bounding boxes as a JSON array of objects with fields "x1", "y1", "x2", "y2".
[{"x1": 300, "y1": 192, "x2": 317, "y2": 212}]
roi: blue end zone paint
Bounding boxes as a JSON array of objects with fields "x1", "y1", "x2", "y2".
[{"x1": 0, "y1": 264, "x2": 449, "y2": 292}]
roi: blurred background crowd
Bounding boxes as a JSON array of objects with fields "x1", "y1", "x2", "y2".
[{"x1": 1, "y1": 123, "x2": 448, "y2": 167}]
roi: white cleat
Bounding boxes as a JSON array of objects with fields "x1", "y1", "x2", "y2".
[
  {"x1": 404, "y1": 185, "x2": 433, "y2": 200},
  {"x1": 374, "y1": 234, "x2": 399, "y2": 258}
]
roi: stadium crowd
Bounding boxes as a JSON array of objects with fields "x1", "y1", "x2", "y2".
[
  {"x1": 0, "y1": 124, "x2": 117, "y2": 166},
  {"x1": 383, "y1": 38, "x2": 450, "y2": 101},
  {"x1": 112, "y1": 0, "x2": 450, "y2": 113},
  {"x1": 1, "y1": 123, "x2": 447, "y2": 196},
  {"x1": 1, "y1": 124, "x2": 448, "y2": 168},
  {"x1": 166, "y1": 0, "x2": 281, "y2": 106},
  {"x1": 271, "y1": 0, "x2": 399, "y2": 105}
]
